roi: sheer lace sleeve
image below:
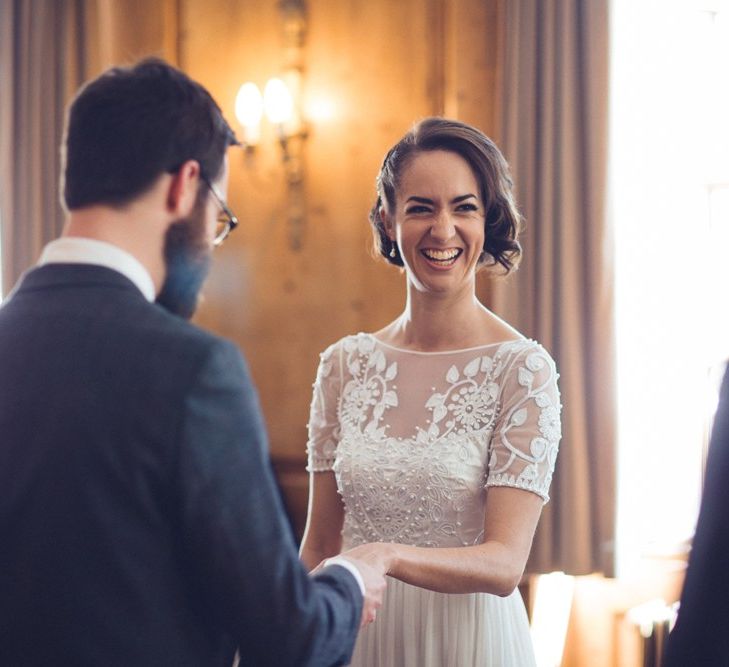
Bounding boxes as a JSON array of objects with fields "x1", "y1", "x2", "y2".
[
  {"x1": 306, "y1": 342, "x2": 342, "y2": 472},
  {"x1": 485, "y1": 343, "x2": 562, "y2": 503}
]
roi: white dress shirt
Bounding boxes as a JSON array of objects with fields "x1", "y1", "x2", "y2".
[
  {"x1": 38, "y1": 237, "x2": 155, "y2": 302},
  {"x1": 322, "y1": 557, "x2": 365, "y2": 596}
]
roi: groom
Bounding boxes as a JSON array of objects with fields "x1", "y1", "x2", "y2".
[{"x1": 0, "y1": 59, "x2": 384, "y2": 666}]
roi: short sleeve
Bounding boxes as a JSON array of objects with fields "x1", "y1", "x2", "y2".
[
  {"x1": 485, "y1": 343, "x2": 562, "y2": 503},
  {"x1": 306, "y1": 343, "x2": 342, "y2": 472}
]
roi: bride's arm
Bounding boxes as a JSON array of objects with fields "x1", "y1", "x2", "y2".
[
  {"x1": 342, "y1": 486, "x2": 543, "y2": 596},
  {"x1": 299, "y1": 471, "x2": 345, "y2": 571},
  {"x1": 351, "y1": 342, "x2": 561, "y2": 596}
]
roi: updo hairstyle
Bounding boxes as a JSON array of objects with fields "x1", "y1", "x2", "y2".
[{"x1": 369, "y1": 117, "x2": 522, "y2": 274}]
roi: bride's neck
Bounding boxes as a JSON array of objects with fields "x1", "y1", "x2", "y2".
[{"x1": 389, "y1": 284, "x2": 487, "y2": 351}]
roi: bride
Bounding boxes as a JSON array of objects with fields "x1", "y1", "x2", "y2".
[{"x1": 300, "y1": 117, "x2": 562, "y2": 666}]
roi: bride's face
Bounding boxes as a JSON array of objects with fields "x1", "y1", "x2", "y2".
[{"x1": 384, "y1": 149, "x2": 485, "y2": 295}]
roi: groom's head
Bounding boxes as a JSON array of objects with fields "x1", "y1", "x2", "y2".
[
  {"x1": 61, "y1": 58, "x2": 237, "y2": 211},
  {"x1": 60, "y1": 58, "x2": 240, "y2": 318}
]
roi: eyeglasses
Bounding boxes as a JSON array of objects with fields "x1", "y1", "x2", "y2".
[{"x1": 203, "y1": 177, "x2": 239, "y2": 246}]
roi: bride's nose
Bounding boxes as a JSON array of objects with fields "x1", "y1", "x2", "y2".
[{"x1": 429, "y1": 210, "x2": 456, "y2": 242}]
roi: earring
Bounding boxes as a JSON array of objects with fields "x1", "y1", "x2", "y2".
[{"x1": 389, "y1": 244, "x2": 397, "y2": 258}]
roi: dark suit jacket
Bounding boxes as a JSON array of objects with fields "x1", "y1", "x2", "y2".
[
  {"x1": 0, "y1": 264, "x2": 361, "y2": 667},
  {"x1": 664, "y1": 364, "x2": 729, "y2": 666}
]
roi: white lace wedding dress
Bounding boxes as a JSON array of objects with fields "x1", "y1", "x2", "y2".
[{"x1": 307, "y1": 333, "x2": 561, "y2": 666}]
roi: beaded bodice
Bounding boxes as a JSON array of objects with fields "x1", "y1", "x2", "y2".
[{"x1": 307, "y1": 333, "x2": 561, "y2": 548}]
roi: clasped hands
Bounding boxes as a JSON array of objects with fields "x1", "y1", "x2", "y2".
[{"x1": 313, "y1": 543, "x2": 397, "y2": 629}]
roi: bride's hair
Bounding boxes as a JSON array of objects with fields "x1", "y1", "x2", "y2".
[{"x1": 369, "y1": 117, "x2": 523, "y2": 275}]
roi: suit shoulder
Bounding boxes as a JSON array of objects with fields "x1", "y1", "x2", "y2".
[
  {"x1": 122, "y1": 303, "x2": 247, "y2": 380},
  {"x1": 140, "y1": 304, "x2": 234, "y2": 349}
]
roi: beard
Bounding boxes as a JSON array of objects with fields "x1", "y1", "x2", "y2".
[{"x1": 155, "y1": 194, "x2": 212, "y2": 320}]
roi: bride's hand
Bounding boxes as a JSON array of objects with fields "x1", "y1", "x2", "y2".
[
  {"x1": 340, "y1": 542, "x2": 398, "y2": 576},
  {"x1": 310, "y1": 551, "x2": 389, "y2": 628}
]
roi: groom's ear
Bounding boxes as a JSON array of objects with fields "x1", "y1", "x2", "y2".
[{"x1": 166, "y1": 160, "x2": 201, "y2": 217}]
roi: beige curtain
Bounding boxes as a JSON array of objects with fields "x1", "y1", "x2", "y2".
[
  {"x1": 0, "y1": 0, "x2": 90, "y2": 297},
  {"x1": 0, "y1": 0, "x2": 179, "y2": 298},
  {"x1": 493, "y1": 0, "x2": 615, "y2": 576}
]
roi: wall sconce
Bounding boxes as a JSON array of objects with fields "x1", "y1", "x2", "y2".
[{"x1": 235, "y1": 0, "x2": 308, "y2": 251}]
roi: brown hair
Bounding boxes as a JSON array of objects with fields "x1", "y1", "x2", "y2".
[
  {"x1": 62, "y1": 58, "x2": 238, "y2": 211},
  {"x1": 369, "y1": 117, "x2": 522, "y2": 274}
]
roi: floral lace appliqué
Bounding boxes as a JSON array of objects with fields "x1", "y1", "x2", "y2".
[
  {"x1": 307, "y1": 334, "x2": 562, "y2": 549},
  {"x1": 486, "y1": 350, "x2": 561, "y2": 498},
  {"x1": 421, "y1": 354, "x2": 506, "y2": 444},
  {"x1": 340, "y1": 335, "x2": 398, "y2": 441}
]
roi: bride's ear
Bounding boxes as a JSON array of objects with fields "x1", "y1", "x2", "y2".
[{"x1": 380, "y1": 206, "x2": 395, "y2": 241}]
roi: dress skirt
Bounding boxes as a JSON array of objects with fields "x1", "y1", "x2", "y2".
[{"x1": 348, "y1": 577, "x2": 537, "y2": 667}]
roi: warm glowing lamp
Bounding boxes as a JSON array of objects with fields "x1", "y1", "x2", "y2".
[
  {"x1": 233, "y1": 0, "x2": 309, "y2": 250},
  {"x1": 263, "y1": 78, "x2": 295, "y2": 127},
  {"x1": 306, "y1": 96, "x2": 335, "y2": 123},
  {"x1": 235, "y1": 82, "x2": 263, "y2": 146}
]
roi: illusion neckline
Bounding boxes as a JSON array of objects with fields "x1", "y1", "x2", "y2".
[{"x1": 362, "y1": 332, "x2": 529, "y2": 356}]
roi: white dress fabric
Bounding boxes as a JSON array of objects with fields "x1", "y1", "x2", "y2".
[{"x1": 307, "y1": 333, "x2": 562, "y2": 666}]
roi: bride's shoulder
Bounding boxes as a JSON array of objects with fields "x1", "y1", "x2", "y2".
[
  {"x1": 477, "y1": 313, "x2": 555, "y2": 367},
  {"x1": 318, "y1": 332, "x2": 374, "y2": 359},
  {"x1": 497, "y1": 338, "x2": 558, "y2": 380}
]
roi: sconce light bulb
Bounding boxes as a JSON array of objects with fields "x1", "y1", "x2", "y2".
[
  {"x1": 235, "y1": 82, "x2": 263, "y2": 144},
  {"x1": 264, "y1": 78, "x2": 294, "y2": 126}
]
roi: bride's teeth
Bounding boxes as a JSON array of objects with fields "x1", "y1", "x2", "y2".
[{"x1": 423, "y1": 249, "x2": 459, "y2": 261}]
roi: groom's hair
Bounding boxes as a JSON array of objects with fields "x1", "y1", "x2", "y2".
[{"x1": 61, "y1": 57, "x2": 239, "y2": 211}]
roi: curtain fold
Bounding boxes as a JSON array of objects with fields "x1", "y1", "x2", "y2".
[
  {"x1": 493, "y1": 0, "x2": 615, "y2": 576},
  {"x1": 0, "y1": 0, "x2": 89, "y2": 297}
]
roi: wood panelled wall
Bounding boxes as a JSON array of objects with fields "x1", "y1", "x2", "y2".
[{"x1": 82, "y1": 0, "x2": 501, "y2": 536}]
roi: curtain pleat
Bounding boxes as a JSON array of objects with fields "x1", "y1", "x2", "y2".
[
  {"x1": 493, "y1": 0, "x2": 615, "y2": 576},
  {"x1": 0, "y1": 0, "x2": 89, "y2": 297}
]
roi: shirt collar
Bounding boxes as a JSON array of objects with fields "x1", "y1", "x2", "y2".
[{"x1": 38, "y1": 237, "x2": 156, "y2": 302}]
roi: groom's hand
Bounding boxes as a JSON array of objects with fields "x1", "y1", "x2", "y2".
[
  {"x1": 339, "y1": 556, "x2": 387, "y2": 629},
  {"x1": 340, "y1": 543, "x2": 398, "y2": 628}
]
